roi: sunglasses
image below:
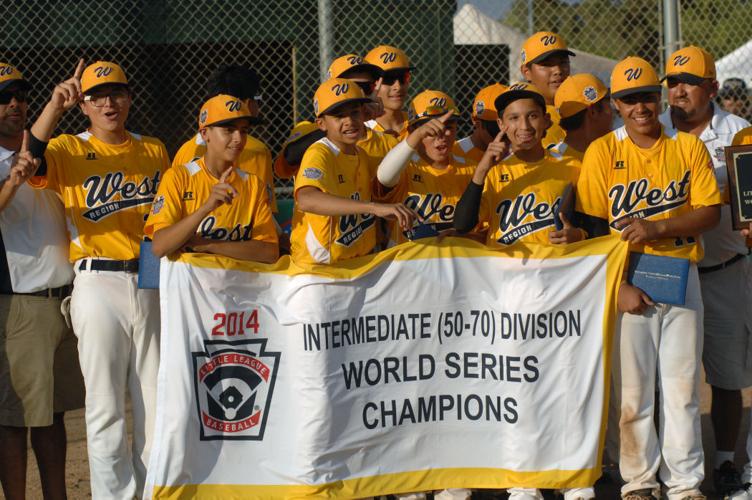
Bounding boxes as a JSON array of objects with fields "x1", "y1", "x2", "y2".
[
  {"x1": 0, "y1": 89, "x2": 28, "y2": 105},
  {"x1": 380, "y1": 71, "x2": 411, "y2": 86},
  {"x1": 354, "y1": 81, "x2": 374, "y2": 95}
]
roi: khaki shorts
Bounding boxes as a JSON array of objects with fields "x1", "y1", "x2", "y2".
[
  {"x1": 700, "y1": 257, "x2": 752, "y2": 390},
  {"x1": 0, "y1": 293, "x2": 85, "y2": 427}
]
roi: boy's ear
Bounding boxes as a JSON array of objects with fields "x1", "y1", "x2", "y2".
[
  {"x1": 315, "y1": 116, "x2": 327, "y2": 132},
  {"x1": 543, "y1": 112, "x2": 552, "y2": 132},
  {"x1": 199, "y1": 128, "x2": 209, "y2": 142},
  {"x1": 520, "y1": 64, "x2": 532, "y2": 81}
]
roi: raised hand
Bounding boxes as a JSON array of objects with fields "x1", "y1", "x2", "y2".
[
  {"x1": 202, "y1": 167, "x2": 238, "y2": 213},
  {"x1": 8, "y1": 131, "x2": 40, "y2": 187},
  {"x1": 50, "y1": 58, "x2": 85, "y2": 112},
  {"x1": 371, "y1": 202, "x2": 421, "y2": 231}
]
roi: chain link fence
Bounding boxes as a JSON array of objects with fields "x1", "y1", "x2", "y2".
[{"x1": 2, "y1": 0, "x2": 752, "y2": 198}]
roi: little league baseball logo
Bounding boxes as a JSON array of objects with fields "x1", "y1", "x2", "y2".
[
  {"x1": 193, "y1": 339, "x2": 280, "y2": 441},
  {"x1": 475, "y1": 100, "x2": 485, "y2": 116},
  {"x1": 583, "y1": 86, "x2": 598, "y2": 102}
]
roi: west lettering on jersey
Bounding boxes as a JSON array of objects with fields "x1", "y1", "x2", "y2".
[
  {"x1": 199, "y1": 216, "x2": 254, "y2": 241},
  {"x1": 608, "y1": 170, "x2": 690, "y2": 228},
  {"x1": 337, "y1": 192, "x2": 376, "y2": 247},
  {"x1": 495, "y1": 193, "x2": 561, "y2": 245},
  {"x1": 82, "y1": 170, "x2": 162, "y2": 222}
]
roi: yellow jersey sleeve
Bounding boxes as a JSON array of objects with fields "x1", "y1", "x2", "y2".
[
  {"x1": 732, "y1": 126, "x2": 752, "y2": 146},
  {"x1": 247, "y1": 173, "x2": 278, "y2": 244},
  {"x1": 294, "y1": 144, "x2": 336, "y2": 197},
  {"x1": 171, "y1": 136, "x2": 202, "y2": 168},
  {"x1": 29, "y1": 135, "x2": 70, "y2": 192},
  {"x1": 575, "y1": 137, "x2": 610, "y2": 220},
  {"x1": 144, "y1": 165, "x2": 186, "y2": 237}
]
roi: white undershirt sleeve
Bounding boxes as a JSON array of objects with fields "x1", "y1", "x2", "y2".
[{"x1": 376, "y1": 139, "x2": 415, "y2": 188}]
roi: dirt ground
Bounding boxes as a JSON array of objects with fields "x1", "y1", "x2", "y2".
[{"x1": 7, "y1": 385, "x2": 752, "y2": 499}]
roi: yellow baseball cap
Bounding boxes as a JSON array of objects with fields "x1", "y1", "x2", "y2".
[
  {"x1": 313, "y1": 78, "x2": 372, "y2": 117},
  {"x1": 198, "y1": 94, "x2": 253, "y2": 129},
  {"x1": 663, "y1": 46, "x2": 716, "y2": 85},
  {"x1": 364, "y1": 45, "x2": 413, "y2": 72},
  {"x1": 494, "y1": 82, "x2": 546, "y2": 115},
  {"x1": 408, "y1": 90, "x2": 459, "y2": 126},
  {"x1": 521, "y1": 31, "x2": 575, "y2": 66},
  {"x1": 327, "y1": 54, "x2": 380, "y2": 80},
  {"x1": 472, "y1": 83, "x2": 508, "y2": 121},
  {"x1": 611, "y1": 57, "x2": 661, "y2": 99},
  {"x1": 554, "y1": 74, "x2": 610, "y2": 118},
  {"x1": 0, "y1": 63, "x2": 30, "y2": 92},
  {"x1": 81, "y1": 61, "x2": 128, "y2": 94}
]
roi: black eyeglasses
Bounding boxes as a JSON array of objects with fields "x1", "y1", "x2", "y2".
[
  {"x1": 0, "y1": 89, "x2": 28, "y2": 105},
  {"x1": 380, "y1": 71, "x2": 411, "y2": 86},
  {"x1": 354, "y1": 81, "x2": 374, "y2": 95}
]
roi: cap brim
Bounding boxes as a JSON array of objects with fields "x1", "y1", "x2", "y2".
[
  {"x1": 409, "y1": 112, "x2": 460, "y2": 128},
  {"x1": 529, "y1": 49, "x2": 576, "y2": 65},
  {"x1": 317, "y1": 97, "x2": 373, "y2": 117},
  {"x1": 661, "y1": 73, "x2": 706, "y2": 85},
  {"x1": 82, "y1": 82, "x2": 129, "y2": 95},
  {"x1": 339, "y1": 64, "x2": 382, "y2": 79},
  {"x1": 612, "y1": 85, "x2": 662, "y2": 99},
  {"x1": 0, "y1": 79, "x2": 31, "y2": 92},
  {"x1": 203, "y1": 115, "x2": 257, "y2": 128},
  {"x1": 494, "y1": 90, "x2": 547, "y2": 115}
]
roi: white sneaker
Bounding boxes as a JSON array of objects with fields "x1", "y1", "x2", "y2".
[{"x1": 507, "y1": 488, "x2": 544, "y2": 500}]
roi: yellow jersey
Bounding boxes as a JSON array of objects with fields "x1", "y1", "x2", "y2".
[
  {"x1": 550, "y1": 141, "x2": 585, "y2": 162},
  {"x1": 732, "y1": 126, "x2": 752, "y2": 145},
  {"x1": 291, "y1": 138, "x2": 379, "y2": 266},
  {"x1": 172, "y1": 133, "x2": 277, "y2": 212},
  {"x1": 544, "y1": 105, "x2": 566, "y2": 150},
  {"x1": 365, "y1": 117, "x2": 409, "y2": 141},
  {"x1": 375, "y1": 153, "x2": 476, "y2": 245},
  {"x1": 576, "y1": 126, "x2": 721, "y2": 262},
  {"x1": 480, "y1": 152, "x2": 581, "y2": 248},
  {"x1": 358, "y1": 127, "x2": 399, "y2": 165},
  {"x1": 454, "y1": 136, "x2": 485, "y2": 163},
  {"x1": 30, "y1": 131, "x2": 169, "y2": 262},
  {"x1": 144, "y1": 158, "x2": 277, "y2": 250}
]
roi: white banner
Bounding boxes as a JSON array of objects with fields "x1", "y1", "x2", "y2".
[{"x1": 145, "y1": 237, "x2": 626, "y2": 499}]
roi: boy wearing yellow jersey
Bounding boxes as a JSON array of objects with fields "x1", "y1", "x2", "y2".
[
  {"x1": 146, "y1": 95, "x2": 278, "y2": 263},
  {"x1": 455, "y1": 83, "x2": 588, "y2": 500},
  {"x1": 577, "y1": 57, "x2": 721, "y2": 500},
  {"x1": 27, "y1": 61, "x2": 169, "y2": 499},
  {"x1": 364, "y1": 45, "x2": 413, "y2": 140},
  {"x1": 520, "y1": 32, "x2": 575, "y2": 149},
  {"x1": 552, "y1": 73, "x2": 613, "y2": 162},
  {"x1": 375, "y1": 90, "x2": 475, "y2": 247},
  {"x1": 327, "y1": 53, "x2": 399, "y2": 165},
  {"x1": 455, "y1": 83, "x2": 584, "y2": 250},
  {"x1": 455, "y1": 83, "x2": 508, "y2": 163},
  {"x1": 291, "y1": 78, "x2": 417, "y2": 266},
  {"x1": 172, "y1": 65, "x2": 277, "y2": 212}
]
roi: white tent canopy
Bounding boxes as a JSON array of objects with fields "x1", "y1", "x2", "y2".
[
  {"x1": 716, "y1": 39, "x2": 752, "y2": 87},
  {"x1": 453, "y1": 4, "x2": 617, "y2": 85}
]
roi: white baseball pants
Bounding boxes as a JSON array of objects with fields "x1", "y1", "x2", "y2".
[
  {"x1": 612, "y1": 265, "x2": 704, "y2": 499},
  {"x1": 71, "y1": 263, "x2": 160, "y2": 499}
]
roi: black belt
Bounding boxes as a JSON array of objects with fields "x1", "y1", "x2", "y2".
[
  {"x1": 698, "y1": 253, "x2": 746, "y2": 274},
  {"x1": 79, "y1": 259, "x2": 139, "y2": 273},
  {"x1": 8, "y1": 285, "x2": 72, "y2": 299}
]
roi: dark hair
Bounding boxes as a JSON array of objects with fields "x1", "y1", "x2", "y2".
[
  {"x1": 559, "y1": 108, "x2": 586, "y2": 132},
  {"x1": 207, "y1": 65, "x2": 260, "y2": 101},
  {"x1": 559, "y1": 99, "x2": 607, "y2": 132}
]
